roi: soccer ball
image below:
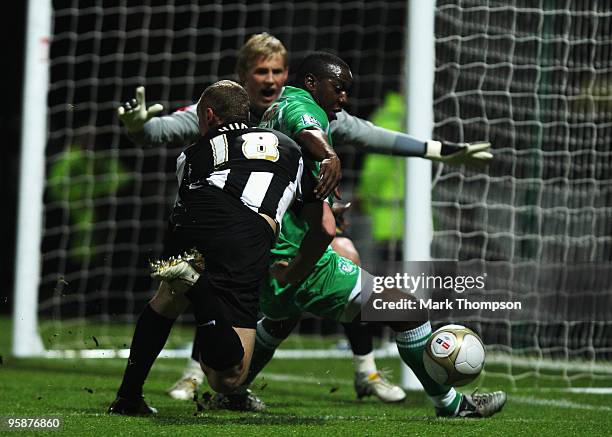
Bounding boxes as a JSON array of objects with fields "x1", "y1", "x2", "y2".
[{"x1": 423, "y1": 324, "x2": 485, "y2": 386}]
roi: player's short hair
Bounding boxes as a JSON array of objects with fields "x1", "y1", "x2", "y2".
[
  {"x1": 294, "y1": 51, "x2": 350, "y2": 87},
  {"x1": 235, "y1": 32, "x2": 288, "y2": 79},
  {"x1": 197, "y1": 80, "x2": 250, "y2": 123}
]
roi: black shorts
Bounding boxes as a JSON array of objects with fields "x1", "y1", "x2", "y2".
[{"x1": 163, "y1": 187, "x2": 275, "y2": 328}]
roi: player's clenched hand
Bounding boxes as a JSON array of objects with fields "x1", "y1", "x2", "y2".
[
  {"x1": 332, "y1": 201, "x2": 351, "y2": 233},
  {"x1": 270, "y1": 260, "x2": 292, "y2": 286},
  {"x1": 315, "y1": 154, "x2": 341, "y2": 199},
  {"x1": 425, "y1": 140, "x2": 493, "y2": 167},
  {"x1": 117, "y1": 86, "x2": 164, "y2": 133}
]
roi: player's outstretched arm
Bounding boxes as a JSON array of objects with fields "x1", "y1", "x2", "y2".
[
  {"x1": 118, "y1": 86, "x2": 200, "y2": 147},
  {"x1": 117, "y1": 86, "x2": 164, "y2": 133},
  {"x1": 295, "y1": 128, "x2": 341, "y2": 199},
  {"x1": 270, "y1": 201, "x2": 335, "y2": 286},
  {"x1": 424, "y1": 140, "x2": 493, "y2": 166},
  {"x1": 331, "y1": 111, "x2": 492, "y2": 166},
  {"x1": 330, "y1": 110, "x2": 424, "y2": 156}
]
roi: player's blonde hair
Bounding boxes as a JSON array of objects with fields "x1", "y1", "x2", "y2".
[{"x1": 235, "y1": 32, "x2": 288, "y2": 80}]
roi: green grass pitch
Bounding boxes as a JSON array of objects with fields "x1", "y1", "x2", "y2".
[{"x1": 1, "y1": 316, "x2": 611, "y2": 436}]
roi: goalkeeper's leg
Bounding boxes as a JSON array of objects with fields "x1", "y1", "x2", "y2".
[
  {"x1": 166, "y1": 331, "x2": 205, "y2": 401},
  {"x1": 342, "y1": 321, "x2": 405, "y2": 403}
]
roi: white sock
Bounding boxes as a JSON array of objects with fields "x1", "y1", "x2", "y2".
[
  {"x1": 430, "y1": 387, "x2": 459, "y2": 410},
  {"x1": 354, "y1": 351, "x2": 377, "y2": 375},
  {"x1": 182, "y1": 357, "x2": 204, "y2": 384}
]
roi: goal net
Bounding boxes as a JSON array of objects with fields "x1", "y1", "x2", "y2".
[
  {"x1": 20, "y1": 0, "x2": 407, "y2": 358},
  {"x1": 431, "y1": 0, "x2": 612, "y2": 385}
]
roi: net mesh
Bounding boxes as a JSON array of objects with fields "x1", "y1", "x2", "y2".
[{"x1": 431, "y1": 0, "x2": 612, "y2": 383}]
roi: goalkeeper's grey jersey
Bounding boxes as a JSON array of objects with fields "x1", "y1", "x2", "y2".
[{"x1": 129, "y1": 88, "x2": 425, "y2": 156}]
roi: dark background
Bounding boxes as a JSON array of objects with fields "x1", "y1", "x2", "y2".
[{"x1": 0, "y1": 3, "x2": 25, "y2": 313}]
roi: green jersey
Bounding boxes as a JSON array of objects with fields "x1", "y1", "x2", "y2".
[
  {"x1": 258, "y1": 88, "x2": 362, "y2": 323},
  {"x1": 259, "y1": 86, "x2": 332, "y2": 259},
  {"x1": 260, "y1": 86, "x2": 330, "y2": 138}
]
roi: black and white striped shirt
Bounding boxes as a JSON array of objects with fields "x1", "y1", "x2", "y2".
[{"x1": 173, "y1": 122, "x2": 303, "y2": 227}]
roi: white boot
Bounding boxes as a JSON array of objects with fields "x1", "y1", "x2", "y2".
[
  {"x1": 354, "y1": 370, "x2": 407, "y2": 403},
  {"x1": 150, "y1": 249, "x2": 205, "y2": 294},
  {"x1": 167, "y1": 358, "x2": 205, "y2": 401}
]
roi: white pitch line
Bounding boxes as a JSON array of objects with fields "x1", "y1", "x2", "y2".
[
  {"x1": 511, "y1": 395, "x2": 612, "y2": 412},
  {"x1": 261, "y1": 373, "x2": 612, "y2": 412},
  {"x1": 508, "y1": 387, "x2": 612, "y2": 395},
  {"x1": 259, "y1": 372, "x2": 353, "y2": 386},
  {"x1": 41, "y1": 348, "x2": 612, "y2": 375},
  {"x1": 485, "y1": 354, "x2": 612, "y2": 374},
  {"x1": 564, "y1": 387, "x2": 612, "y2": 395}
]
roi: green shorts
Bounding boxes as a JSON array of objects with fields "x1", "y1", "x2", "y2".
[{"x1": 260, "y1": 247, "x2": 362, "y2": 322}]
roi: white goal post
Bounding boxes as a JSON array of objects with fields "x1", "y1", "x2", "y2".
[
  {"x1": 401, "y1": 0, "x2": 435, "y2": 391},
  {"x1": 12, "y1": 0, "x2": 51, "y2": 357}
]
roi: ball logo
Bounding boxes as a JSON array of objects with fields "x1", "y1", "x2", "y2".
[
  {"x1": 437, "y1": 338, "x2": 451, "y2": 350},
  {"x1": 431, "y1": 332, "x2": 457, "y2": 358}
]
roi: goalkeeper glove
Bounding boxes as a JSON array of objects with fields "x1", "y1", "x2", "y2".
[
  {"x1": 117, "y1": 86, "x2": 164, "y2": 133},
  {"x1": 425, "y1": 140, "x2": 493, "y2": 166}
]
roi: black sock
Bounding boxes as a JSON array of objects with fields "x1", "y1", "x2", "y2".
[
  {"x1": 342, "y1": 322, "x2": 374, "y2": 356},
  {"x1": 191, "y1": 328, "x2": 200, "y2": 362},
  {"x1": 185, "y1": 275, "x2": 244, "y2": 371},
  {"x1": 117, "y1": 304, "x2": 175, "y2": 399}
]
